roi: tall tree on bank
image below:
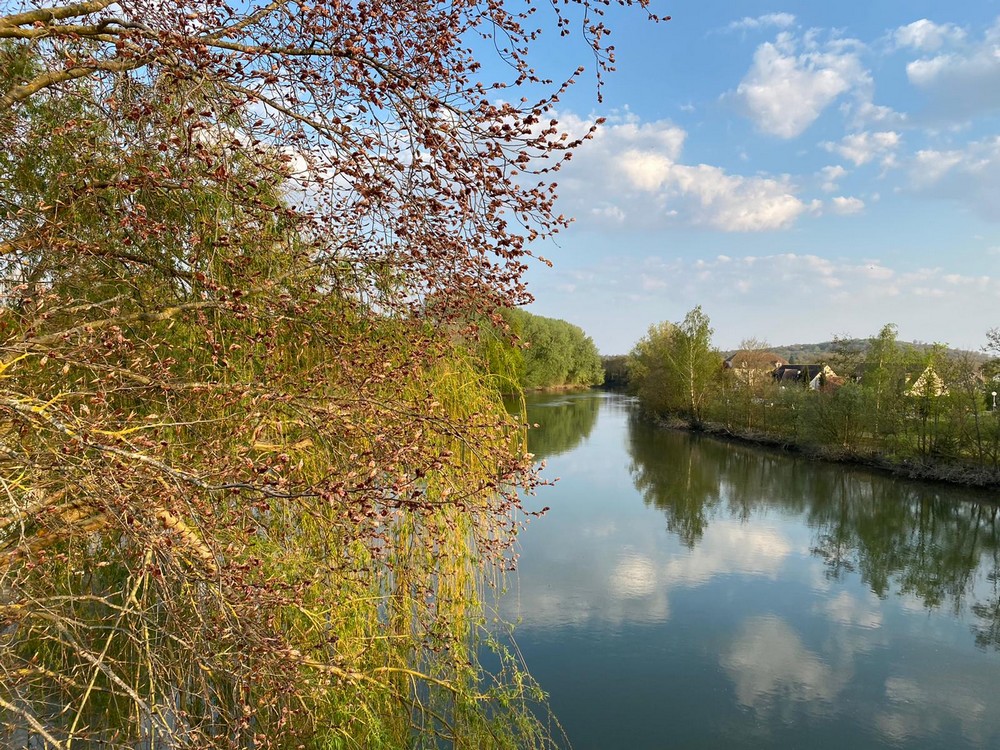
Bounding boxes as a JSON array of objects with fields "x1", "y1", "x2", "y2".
[
  {"x1": 0, "y1": 0, "x2": 664, "y2": 746},
  {"x1": 671, "y1": 306, "x2": 719, "y2": 421},
  {"x1": 986, "y1": 328, "x2": 1000, "y2": 383},
  {"x1": 861, "y1": 323, "x2": 906, "y2": 443},
  {"x1": 627, "y1": 321, "x2": 678, "y2": 415},
  {"x1": 628, "y1": 306, "x2": 719, "y2": 422}
]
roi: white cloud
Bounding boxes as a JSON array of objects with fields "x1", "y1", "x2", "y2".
[
  {"x1": 894, "y1": 19, "x2": 966, "y2": 51},
  {"x1": 906, "y1": 55, "x2": 952, "y2": 85},
  {"x1": 831, "y1": 196, "x2": 865, "y2": 215},
  {"x1": 553, "y1": 252, "x2": 1000, "y2": 352},
  {"x1": 619, "y1": 149, "x2": 674, "y2": 191},
  {"x1": 735, "y1": 32, "x2": 869, "y2": 138},
  {"x1": 910, "y1": 148, "x2": 965, "y2": 185},
  {"x1": 652, "y1": 162, "x2": 804, "y2": 231},
  {"x1": 904, "y1": 19, "x2": 1000, "y2": 119},
  {"x1": 819, "y1": 165, "x2": 847, "y2": 192},
  {"x1": 908, "y1": 137, "x2": 1000, "y2": 220},
  {"x1": 726, "y1": 13, "x2": 796, "y2": 32},
  {"x1": 848, "y1": 99, "x2": 908, "y2": 129},
  {"x1": 552, "y1": 111, "x2": 808, "y2": 232},
  {"x1": 641, "y1": 274, "x2": 668, "y2": 291},
  {"x1": 823, "y1": 131, "x2": 901, "y2": 166},
  {"x1": 590, "y1": 204, "x2": 626, "y2": 224}
]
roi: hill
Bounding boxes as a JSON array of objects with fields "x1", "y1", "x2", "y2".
[{"x1": 738, "y1": 339, "x2": 989, "y2": 368}]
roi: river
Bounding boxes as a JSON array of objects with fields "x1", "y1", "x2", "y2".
[{"x1": 502, "y1": 390, "x2": 1000, "y2": 750}]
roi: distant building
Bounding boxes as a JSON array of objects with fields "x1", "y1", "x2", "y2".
[
  {"x1": 905, "y1": 365, "x2": 948, "y2": 398},
  {"x1": 773, "y1": 363, "x2": 840, "y2": 391},
  {"x1": 724, "y1": 350, "x2": 788, "y2": 385}
]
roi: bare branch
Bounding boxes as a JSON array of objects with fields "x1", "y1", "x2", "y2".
[{"x1": 0, "y1": 0, "x2": 116, "y2": 28}]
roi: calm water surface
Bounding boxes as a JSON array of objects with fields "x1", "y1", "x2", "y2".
[{"x1": 504, "y1": 390, "x2": 1000, "y2": 750}]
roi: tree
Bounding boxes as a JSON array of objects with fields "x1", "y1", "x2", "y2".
[
  {"x1": 983, "y1": 328, "x2": 1000, "y2": 469},
  {"x1": 946, "y1": 350, "x2": 990, "y2": 467},
  {"x1": 628, "y1": 320, "x2": 678, "y2": 414},
  {"x1": 0, "y1": 0, "x2": 661, "y2": 746},
  {"x1": 722, "y1": 336, "x2": 781, "y2": 431},
  {"x1": 739, "y1": 336, "x2": 770, "y2": 352},
  {"x1": 860, "y1": 323, "x2": 907, "y2": 445},
  {"x1": 505, "y1": 309, "x2": 603, "y2": 390},
  {"x1": 628, "y1": 306, "x2": 720, "y2": 422},
  {"x1": 908, "y1": 344, "x2": 950, "y2": 458},
  {"x1": 987, "y1": 328, "x2": 1000, "y2": 355},
  {"x1": 985, "y1": 327, "x2": 1000, "y2": 383},
  {"x1": 601, "y1": 354, "x2": 630, "y2": 389},
  {"x1": 671, "y1": 306, "x2": 719, "y2": 421},
  {"x1": 799, "y1": 380, "x2": 866, "y2": 448}
]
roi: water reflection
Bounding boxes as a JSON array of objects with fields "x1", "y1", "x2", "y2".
[
  {"x1": 509, "y1": 392, "x2": 1000, "y2": 749},
  {"x1": 722, "y1": 615, "x2": 849, "y2": 715},
  {"x1": 520, "y1": 391, "x2": 601, "y2": 460},
  {"x1": 624, "y1": 411, "x2": 1000, "y2": 648}
]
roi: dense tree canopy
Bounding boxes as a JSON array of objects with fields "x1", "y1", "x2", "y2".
[
  {"x1": 0, "y1": 0, "x2": 662, "y2": 746},
  {"x1": 506, "y1": 309, "x2": 604, "y2": 391},
  {"x1": 628, "y1": 307, "x2": 720, "y2": 421}
]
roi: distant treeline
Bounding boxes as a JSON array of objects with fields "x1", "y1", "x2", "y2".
[
  {"x1": 483, "y1": 309, "x2": 604, "y2": 393},
  {"x1": 731, "y1": 339, "x2": 990, "y2": 368},
  {"x1": 620, "y1": 308, "x2": 1000, "y2": 482},
  {"x1": 601, "y1": 355, "x2": 630, "y2": 388}
]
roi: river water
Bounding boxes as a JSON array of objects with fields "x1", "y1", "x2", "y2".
[{"x1": 503, "y1": 390, "x2": 1000, "y2": 750}]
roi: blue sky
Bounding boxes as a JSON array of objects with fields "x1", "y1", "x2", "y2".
[{"x1": 514, "y1": 1, "x2": 1000, "y2": 353}]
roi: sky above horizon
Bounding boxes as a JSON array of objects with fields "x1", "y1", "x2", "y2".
[{"x1": 515, "y1": 1, "x2": 1000, "y2": 354}]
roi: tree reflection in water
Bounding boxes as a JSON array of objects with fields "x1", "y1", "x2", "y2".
[
  {"x1": 522, "y1": 392, "x2": 601, "y2": 461},
  {"x1": 624, "y1": 411, "x2": 1000, "y2": 650}
]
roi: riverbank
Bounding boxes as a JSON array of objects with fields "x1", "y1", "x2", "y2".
[
  {"x1": 649, "y1": 413, "x2": 1000, "y2": 491},
  {"x1": 504, "y1": 383, "x2": 598, "y2": 396}
]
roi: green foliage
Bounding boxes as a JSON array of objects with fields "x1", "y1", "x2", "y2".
[
  {"x1": 601, "y1": 355, "x2": 630, "y2": 388},
  {"x1": 798, "y1": 381, "x2": 867, "y2": 448},
  {"x1": 478, "y1": 316, "x2": 527, "y2": 396},
  {"x1": 0, "y1": 29, "x2": 557, "y2": 750},
  {"x1": 628, "y1": 307, "x2": 721, "y2": 421},
  {"x1": 488, "y1": 309, "x2": 603, "y2": 392},
  {"x1": 629, "y1": 315, "x2": 1000, "y2": 478},
  {"x1": 627, "y1": 321, "x2": 678, "y2": 414}
]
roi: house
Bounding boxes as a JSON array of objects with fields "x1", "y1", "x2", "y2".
[
  {"x1": 773, "y1": 363, "x2": 840, "y2": 391},
  {"x1": 905, "y1": 365, "x2": 948, "y2": 398},
  {"x1": 723, "y1": 350, "x2": 788, "y2": 385}
]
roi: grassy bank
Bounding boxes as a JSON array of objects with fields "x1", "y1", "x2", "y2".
[{"x1": 648, "y1": 413, "x2": 1000, "y2": 491}]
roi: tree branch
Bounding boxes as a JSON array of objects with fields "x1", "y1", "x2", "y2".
[
  {"x1": 0, "y1": 56, "x2": 148, "y2": 112},
  {"x1": 0, "y1": 0, "x2": 116, "y2": 28}
]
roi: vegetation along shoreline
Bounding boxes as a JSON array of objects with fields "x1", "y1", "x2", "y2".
[
  {"x1": 644, "y1": 410, "x2": 1000, "y2": 492},
  {"x1": 600, "y1": 308, "x2": 1000, "y2": 494}
]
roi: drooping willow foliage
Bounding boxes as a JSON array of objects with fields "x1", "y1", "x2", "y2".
[{"x1": 0, "y1": 0, "x2": 664, "y2": 746}]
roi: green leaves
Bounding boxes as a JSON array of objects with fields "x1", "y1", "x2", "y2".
[
  {"x1": 486, "y1": 308, "x2": 603, "y2": 392},
  {"x1": 629, "y1": 307, "x2": 720, "y2": 421}
]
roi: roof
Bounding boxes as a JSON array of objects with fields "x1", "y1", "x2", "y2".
[
  {"x1": 773, "y1": 364, "x2": 838, "y2": 385},
  {"x1": 724, "y1": 350, "x2": 789, "y2": 369}
]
